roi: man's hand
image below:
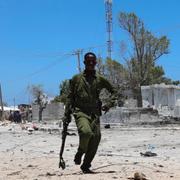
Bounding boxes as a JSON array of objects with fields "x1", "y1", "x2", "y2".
[
  {"x1": 62, "y1": 115, "x2": 71, "y2": 135},
  {"x1": 101, "y1": 105, "x2": 109, "y2": 114},
  {"x1": 62, "y1": 115, "x2": 71, "y2": 124},
  {"x1": 63, "y1": 121, "x2": 69, "y2": 129}
]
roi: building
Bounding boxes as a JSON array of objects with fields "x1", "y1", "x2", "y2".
[{"x1": 141, "y1": 84, "x2": 180, "y2": 117}]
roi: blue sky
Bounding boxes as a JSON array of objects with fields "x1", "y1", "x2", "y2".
[{"x1": 0, "y1": 0, "x2": 180, "y2": 105}]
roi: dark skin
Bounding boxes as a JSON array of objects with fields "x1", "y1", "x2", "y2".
[
  {"x1": 84, "y1": 55, "x2": 96, "y2": 71},
  {"x1": 84, "y1": 56, "x2": 109, "y2": 113}
]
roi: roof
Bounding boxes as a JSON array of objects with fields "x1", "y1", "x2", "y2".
[
  {"x1": 0, "y1": 106, "x2": 19, "y2": 111},
  {"x1": 141, "y1": 84, "x2": 180, "y2": 90}
]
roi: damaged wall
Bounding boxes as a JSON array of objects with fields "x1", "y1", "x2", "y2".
[
  {"x1": 32, "y1": 103, "x2": 64, "y2": 121},
  {"x1": 141, "y1": 84, "x2": 180, "y2": 117}
]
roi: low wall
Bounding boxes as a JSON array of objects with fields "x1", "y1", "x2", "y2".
[
  {"x1": 32, "y1": 103, "x2": 64, "y2": 121},
  {"x1": 32, "y1": 104, "x2": 174, "y2": 124},
  {"x1": 100, "y1": 107, "x2": 159, "y2": 124}
]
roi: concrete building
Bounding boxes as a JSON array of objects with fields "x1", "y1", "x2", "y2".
[
  {"x1": 32, "y1": 102, "x2": 64, "y2": 121},
  {"x1": 141, "y1": 84, "x2": 180, "y2": 117}
]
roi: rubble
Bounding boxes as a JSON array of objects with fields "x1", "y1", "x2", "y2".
[
  {"x1": 0, "y1": 117, "x2": 180, "y2": 179},
  {"x1": 134, "y1": 172, "x2": 147, "y2": 180},
  {"x1": 140, "y1": 151, "x2": 157, "y2": 157}
]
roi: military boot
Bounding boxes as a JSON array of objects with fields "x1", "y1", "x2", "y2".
[
  {"x1": 74, "y1": 151, "x2": 83, "y2": 165},
  {"x1": 80, "y1": 163, "x2": 94, "y2": 174}
]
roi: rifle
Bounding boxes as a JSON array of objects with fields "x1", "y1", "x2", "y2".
[{"x1": 59, "y1": 120, "x2": 68, "y2": 169}]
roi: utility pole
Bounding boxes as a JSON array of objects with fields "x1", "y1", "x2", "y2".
[
  {"x1": 72, "y1": 49, "x2": 83, "y2": 73},
  {"x1": 0, "y1": 83, "x2": 4, "y2": 121},
  {"x1": 105, "y1": 0, "x2": 113, "y2": 59},
  {"x1": 13, "y1": 97, "x2": 15, "y2": 110}
]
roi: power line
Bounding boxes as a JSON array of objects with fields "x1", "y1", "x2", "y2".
[
  {"x1": 1, "y1": 43, "x2": 108, "y2": 89},
  {"x1": 1, "y1": 41, "x2": 121, "y2": 105},
  {"x1": 25, "y1": 54, "x2": 72, "y2": 78}
]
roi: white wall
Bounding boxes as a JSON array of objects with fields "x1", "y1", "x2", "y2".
[
  {"x1": 32, "y1": 102, "x2": 64, "y2": 121},
  {"x1": 142, "y1": 84, "x2": 180, "y2": 117}
]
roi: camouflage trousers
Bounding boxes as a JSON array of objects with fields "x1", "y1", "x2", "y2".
[{"x1": 74, "y1": 111, "x2": 101, "y2": 168}]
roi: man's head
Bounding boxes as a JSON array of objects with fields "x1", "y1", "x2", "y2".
[{"x1": 84, "y1": 52, "x2": 97, "y2": 71}]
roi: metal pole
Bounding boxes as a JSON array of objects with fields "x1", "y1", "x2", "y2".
[
  {"x1": 13, "y1": 98, "x2": 15, "y2": 110},
  {"x1": 105, "y1": 0, "x2": 113, "y2": 59},
  {"x1": 0, "y1": 83, "x2": 4, "y2": 121},
  {"x1": 77, "y1": 50, "x2": 82, "y2": 73},
  {"x1": 72, "y1": 49, "x2": 82, "y2": 73}
]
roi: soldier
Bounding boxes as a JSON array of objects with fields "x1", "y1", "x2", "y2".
[{"x1": 63, "y1": 52, "x2": 116, "y2": 173}]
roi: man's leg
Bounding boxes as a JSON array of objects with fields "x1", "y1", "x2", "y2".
[
  {"x1": 74, "y1": 116, "x2": 94, "y2": 164},
  {"x1": 81, "y1": 121, "x2": 101, "y2": 173}
]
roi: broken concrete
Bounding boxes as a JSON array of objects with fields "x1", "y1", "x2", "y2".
[{"x1": 142, "y1": 84, "x2": 180, "y2": 118}]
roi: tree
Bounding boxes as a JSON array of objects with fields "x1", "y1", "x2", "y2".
[
  {"x1": 96, "y1": 55, "x2": 105, "y2": 75},
  {"x1": 104, "y1": 58, "x2": 127, "y2": 87},
  {"x1": 59, "y1": 80, "x2": 70, "y2": 104},
  {"x1": 119, "y1": 12, "x2": 170, "y2": 107},
  {"x1": 28, "y1": 85, "x2": 47, "y2": 122},
  {"x1": 172, "y1": 80, "x2": 180, "y2": 85},
  {"x1": 52, "y1": 80, "x2": 70, "y2": 104},
  {"x1": 99, "y1": 58, "x2": 128, "y2": 106},
  {"x1": 2, "y1": 102, "x2": 8, "y2": 106}
]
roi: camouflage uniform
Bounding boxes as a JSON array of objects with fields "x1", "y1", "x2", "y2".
[{"x1": 64, "y1": 70, "x2": 116, "y2": 170}]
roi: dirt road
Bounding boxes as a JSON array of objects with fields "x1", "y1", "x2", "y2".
[{"x1": 0, "y1": 122, "x2": 180, "y2": 180}]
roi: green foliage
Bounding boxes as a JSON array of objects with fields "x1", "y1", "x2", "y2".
[
  {"x1": 144, "y1": 66, "x2": 165, "y2": 85},
  {"x1": 52, "y1": 95, "x2": 61, "y2": 103},
  {"x1": 96, "y1": 56, "x2": 105, "y2": 75},
  {"x1": 172, "y1": 80, "x2": 180, "y2": 85},
  {"x1": 160, "y1": 78, "x2": 180, "y2": 85},
  {"x1": 98, "y1": 58, "x2": 127, "y2": 106},
  {"x1": 104, "y1": 58, "x2": 128, "y2": 87},
  {"x1": 53, "y1": 80, "x2": 70, "y2": 104},
  {"x1": 119, "y1": 12, "x2": 170, "y2": 106}
]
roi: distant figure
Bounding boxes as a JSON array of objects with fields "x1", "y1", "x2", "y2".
[
  {"x1": 13, "y1": 111, "x2": 21, "y2": 123},
  {"x1": 27, "y1": 109, "x2": 33, "y2": 122},
  {"x1": 20, "y1": 106, "x2": 27, "y2": 123},
  {"x1": 63, "y1": 52, "x2": 117, "y2": 173},
  {"x1": 9, "y1": 110, "x2": 14, "y2": 122}
]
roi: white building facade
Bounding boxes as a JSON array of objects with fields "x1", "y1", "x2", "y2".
[{"x1": 141, "y1": 84, "x2": 180, "y2": 117}]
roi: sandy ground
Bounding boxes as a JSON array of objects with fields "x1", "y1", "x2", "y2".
[{"x1": 0, "y1": 121, "x2": 180, "y2": 180}]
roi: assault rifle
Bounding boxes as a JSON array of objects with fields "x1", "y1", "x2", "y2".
[{"x1": 59, "y1": 117, "x2": 70, "y2": 169}]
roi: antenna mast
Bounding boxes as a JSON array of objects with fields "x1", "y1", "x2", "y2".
[{"x1": 105, "y1": 0, "x2": 113, "y2": 59}]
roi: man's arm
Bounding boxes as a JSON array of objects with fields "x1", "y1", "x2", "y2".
[
  {"x1": 63, "y1": 79, "x2": 75, "y2": 125},
  {"x1": 99, "y1": 76, "x2": 117, "y2": 112}
]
